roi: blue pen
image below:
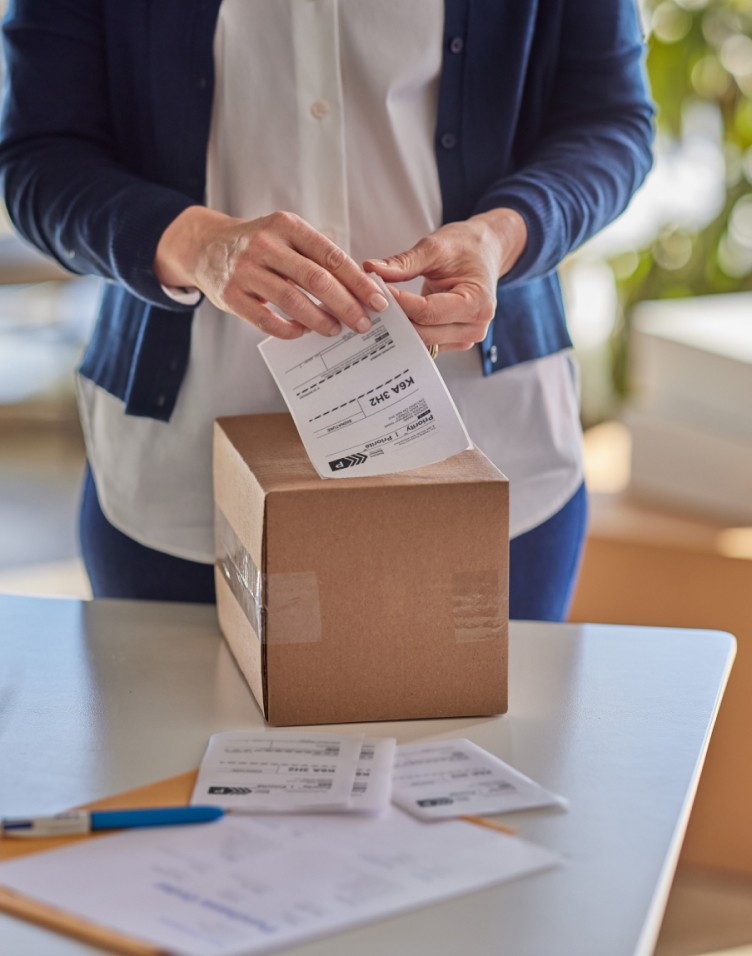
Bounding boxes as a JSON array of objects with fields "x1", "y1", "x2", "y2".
[{"x1": 0, "y1": 806, "x2": 224, "y2": 838}]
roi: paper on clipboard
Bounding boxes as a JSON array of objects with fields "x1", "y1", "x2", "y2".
[
  {"x1": 258, "y1": 276, "x2": 471, "y2": 478},
  {"x1": 0, "y1": 806, "x2": 561, "y2": 956}
]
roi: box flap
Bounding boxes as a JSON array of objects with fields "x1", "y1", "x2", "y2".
[{"x1": 215, "y1": 413, "x2": 506, "y2": 493}]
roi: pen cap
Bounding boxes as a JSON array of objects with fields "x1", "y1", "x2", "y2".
[{"x1": 1, "y1": 810, "x2": 91, "y2": 837}]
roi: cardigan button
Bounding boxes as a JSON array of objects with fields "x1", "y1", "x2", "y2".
[
  {"x1": 440, "y1": 132, "x2": 457, "y2": 150},
  {"x1": 449, "y1": 36, "x2": 464, "y2": 54},
  {"x1": 487, "y1": 345, "x2": 499, "y2": 364}
]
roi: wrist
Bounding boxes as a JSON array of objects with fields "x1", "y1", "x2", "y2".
[
  {"x1": 153, "y1": 206, "x2": 236, "y2": 288},
  {"x1": 469, "y1": 208, "x2": 528, "y2": 279}
]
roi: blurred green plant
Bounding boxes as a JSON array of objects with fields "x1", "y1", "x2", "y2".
[{"x1": 610, "y1": 0, "x2": 752, "y2": 394}]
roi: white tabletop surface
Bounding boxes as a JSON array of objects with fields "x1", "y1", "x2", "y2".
[{"x1": 0, "y1": 595, "x2": 735, "y2": 956}]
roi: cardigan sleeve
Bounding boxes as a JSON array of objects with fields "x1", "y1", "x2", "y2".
[
  {"x1": 474, "y1": 0, "x2": 655, "y2": 286},
  {"x1": 0, "y1": 0, "x2": 197, "y2": 310}
]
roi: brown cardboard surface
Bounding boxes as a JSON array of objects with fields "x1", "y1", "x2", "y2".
[
  {"x1": 570, "y1": 490, "x2": 752, "y2": 876},
  {"x1": 216, "y1": 412, "x2": 506, "y2": 492},
  {"x1": 213, "y1": 413, "x2": 509, "y2": 726}
]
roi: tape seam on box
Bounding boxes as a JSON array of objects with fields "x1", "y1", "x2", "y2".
[
  {"x1": 215, "y1": 506, "x2": 323, "y2": 647},
  {"x1": 215, "y1": 506, "x2": 265, "y2": 641},
  {"x1": 451, "y1": 570, "x2": 506, "y2": 643}
]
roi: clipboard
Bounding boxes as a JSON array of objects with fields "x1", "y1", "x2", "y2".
[
  {"x1": 0, "y1": 770, "x2": 198, "y2": 956},
  {"x1": 0, "y1": 771, "x2": 517, "y2": 956}
]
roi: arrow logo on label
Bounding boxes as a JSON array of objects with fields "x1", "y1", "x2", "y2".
[{"x1": 328, "y1": 453, "x2": 368, "y2": 472}]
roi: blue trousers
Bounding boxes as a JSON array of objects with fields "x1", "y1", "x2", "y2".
[{"x1": 80, "y1": 468, "x2": 587, "y2": 621}]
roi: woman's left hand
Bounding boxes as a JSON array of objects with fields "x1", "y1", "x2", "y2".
[{"x1": 363, "y1": 208, "x2": 527, "y2": 354}]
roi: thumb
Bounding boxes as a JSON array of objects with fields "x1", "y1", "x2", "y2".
[{"x1": 363, "y1": 241, "x2": 432, "y2": 281}]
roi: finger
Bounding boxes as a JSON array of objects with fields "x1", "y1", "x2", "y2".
[
  {"x1": 230, "y1": 296, "x2": 308, "y2": 340},
  {"x1": 284, "y1": 223, "x2": 389, "y2": 322},
  {"x1": 413, "y1": 334, "x2": 476, "y2": 355},
  {"x1": 275, "y1": 247, "x2": 375, "y2": 334},
  {"x1": 246, "y1": 213, "x2": 388, "y2": 328},
  {"x1": 441, "y1": 341, "x2": 477, "y2": 352},
  {"x1": 393, "y1": 287, "x2": 488, "y2": 347},
  {"x1": 392, "y1": 285, "x2": 496, "y2": 330},
  {"x1": 406, "y1": 309, "x2": 488, "y2": 349},
  {"x1": 315, "y1": 246, "x2": 390, "y2": 317},
  {"x1": 244, "y1": 267, "x2": 343, "y2": 336},
  {"x1": 364, "y1": 235, "x2": 442, "y2": 281},
  {"x1": 415, "y1": 323, "x2": 489, "y2": 348}
]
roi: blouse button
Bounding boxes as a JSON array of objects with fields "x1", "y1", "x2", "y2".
[{"x1": 310, "y1": 100, "x2": 331, "y2": 120}]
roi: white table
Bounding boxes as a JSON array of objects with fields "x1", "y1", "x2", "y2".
[{"x1": 0, "y1": 595, "x2": 735, "y2": 956}]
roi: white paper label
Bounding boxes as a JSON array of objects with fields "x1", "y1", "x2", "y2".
[
  {"x1": 258, "y1": 277, "x2": 471, "y2": 478},
  {"x1": 391, "y1": 738, "x2": 568, "y2": 820},
  {"x1": 190, "y1": 731, "x2": 364, "y2": 813},
  {"x1": 349, "y1": 737, "x2": 397, "y2": 813}
]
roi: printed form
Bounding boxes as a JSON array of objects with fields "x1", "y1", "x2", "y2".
[
  {"x1": 0, "y1": 807, "x2": 560, "y2": 956},
  {"x1": 190, "y1": 732, "x2": 366, "y2": 813},
  {"x1": 391, "y1": 739, "x2": 568, "y2": 820},
  {"x1": 258, "y1": 278, "x2": 471, "y2": 478},
  {"x1": 191, "y1": 732, "x2": 396, "y2": 814}
]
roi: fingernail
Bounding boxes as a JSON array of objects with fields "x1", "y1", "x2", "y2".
[
  {"x1": 328, "y1": 323, "x2": 342, "y2": 336},
  {"x1": 367, "y1": 259, "x2": 388, "y2": 267},
  {"x1": 356, "y1": 316, "x2": 372, "y2": 333},
  {"x1": 369, "y1": 293, "x2": 389, "y2": 312}
]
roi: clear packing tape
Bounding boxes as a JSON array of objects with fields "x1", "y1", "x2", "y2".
[
  {"x1": 215, "y1": 507, "x2": 323, "y2": 645},
  {"x1": 215, "y1": 507, "x2": 265, "y2": 641}
]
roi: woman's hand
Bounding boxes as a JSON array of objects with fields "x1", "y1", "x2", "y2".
[
  {"x1": 364, "y1": 208, "x2": 527, "y2": 353},
  {"x1": 154, "y1": 207, "x2": 389, "y2": 339}
]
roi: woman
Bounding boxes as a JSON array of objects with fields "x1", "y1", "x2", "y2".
[{"x1": 0, "y1": 0, "x2": 653, "y2": 619}]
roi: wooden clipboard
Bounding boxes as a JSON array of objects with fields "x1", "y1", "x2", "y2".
[
  {"x1": 0, "y1": 770, "x2": 198, "y2": 956},
  {"x1": 0, "y1": 771, "x2": 516, "y2": 955}
]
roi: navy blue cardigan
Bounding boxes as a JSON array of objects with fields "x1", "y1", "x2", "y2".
[{"x1": 0, "y1": 0, "x2": 653, "y2": 421}]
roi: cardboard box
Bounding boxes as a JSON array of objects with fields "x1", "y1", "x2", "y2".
[
  {"x1": 625, "y1": 407, "x2": 752, "y2": 524},
  {"x1": 630, "y1": 292, "x2": 752, "y2": 437},
  {"x1": 213, "y1": 413, "x2": 509, "y2": 726},
  {"x1": 625, "y1": 293, "x2": 752, "y2": 524}
]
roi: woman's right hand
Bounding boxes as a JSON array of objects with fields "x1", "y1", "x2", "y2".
[{"x1": 153, "y1": 206, "x2": 389, "y2": 339}]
